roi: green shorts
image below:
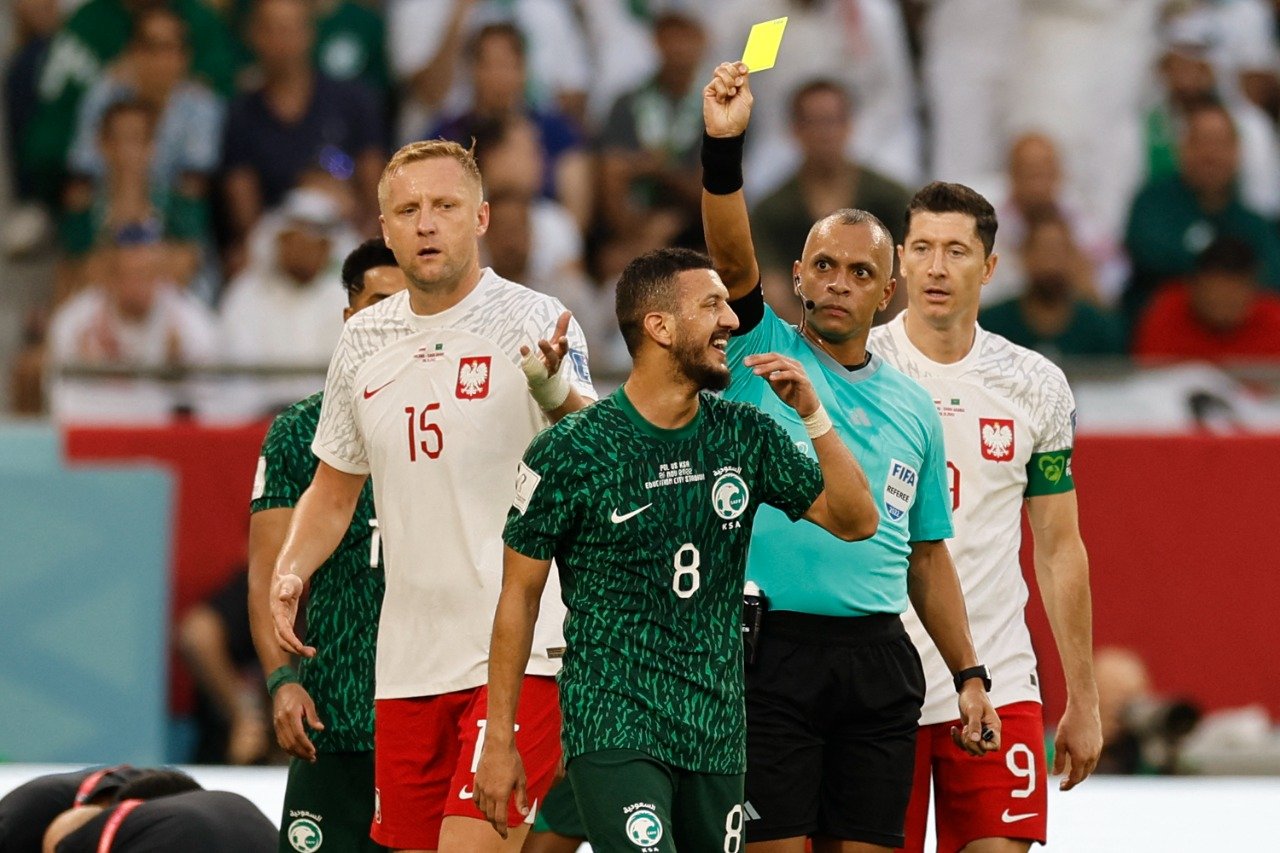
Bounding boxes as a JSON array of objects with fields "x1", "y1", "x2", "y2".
[
  {"x1": 566, "y1": 749, "x2": 744, "y2": 853},
  {"x1": 280, "y1": 752, "x2": 387, "y2": 853},
  {"x1": 532, "y1": 775, "x2": 587, "y2": 837}
]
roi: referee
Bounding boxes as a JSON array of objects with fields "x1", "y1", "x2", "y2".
[{"x1": 701, "y1": 62, "x2": 999, "y2": 852}]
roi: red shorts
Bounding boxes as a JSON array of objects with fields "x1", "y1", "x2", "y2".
[
  {"x1": 371, "y1": 676, "x2": 562, "y2": 850},
  {"x1": 898, "y1": 701, "x2": 1048, "y2": 853}
]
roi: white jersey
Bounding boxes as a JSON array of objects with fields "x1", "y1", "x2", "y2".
[
  {"x1": 313, "y1": 270, "x2": 595, "y2": 699},
  {"x1": 869, "y1": 311, "x2": 1077, "y2": 725}
]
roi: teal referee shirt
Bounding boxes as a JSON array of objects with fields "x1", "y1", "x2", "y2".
[{"x1": 724, "y1": 295, "x2": 953, "y2": 616}]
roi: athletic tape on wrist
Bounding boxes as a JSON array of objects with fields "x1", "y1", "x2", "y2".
[
  {"x1": 266, "y1": 665, "x2": 299, "y2": 698},
  {"x1": 802, "y1": 404, "x2": 833, "y2": 439},
  {"x1": 520, "y1": 349, "x2": 571, "y2": 410},
  {"x1": 701, "y1": 132, "x2": 745, "y2": 195}
]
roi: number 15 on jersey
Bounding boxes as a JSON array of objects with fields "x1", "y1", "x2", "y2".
[{"x1": 405, "y1": 404, "x2": 443, "y2": 461}]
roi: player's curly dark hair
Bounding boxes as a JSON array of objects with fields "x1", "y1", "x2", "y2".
[
  {"x1": 615, "y1": 247, "x2": 714, "y2": 356},
  {"x1": 341, "y1": 238, "x2": 399, "y2": 302},
  {"x1": 905, "y1": 181, "x2": 999, "y2": 256}
]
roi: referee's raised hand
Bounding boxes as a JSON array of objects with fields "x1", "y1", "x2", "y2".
[{"x1": 703, "y1": 61, "x2": 754, "y2": 138}]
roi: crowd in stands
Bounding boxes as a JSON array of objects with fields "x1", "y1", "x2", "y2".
[{"x1": 4, "y1": 0, "x2": 1280, "y2": 423}]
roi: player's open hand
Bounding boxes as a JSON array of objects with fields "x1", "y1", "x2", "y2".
[
  {"x1": 473, "y1": 739, "x2": 528, "y2": 839},
  {"x1": 952, "y1": 684, "x2": 1001, "y2": 756},
  {"x1": 271, "y1": 572, "x2": 315, "y2": 658},
  {"x1": 744, "y1": 353, "x2": 820, "y2": 417},
  {"x1": 520, "y1": 310, "x2": 572, "y2": 381},
  {"x1": 272, "y1": 682, "x2": 325, "y2": 763},
  {"x1": 1053, "y1": 699, "x2": 1102, "y2": 790},
  {"x1": 703, "y1": 61, "x2": 753, "y2": 138}
]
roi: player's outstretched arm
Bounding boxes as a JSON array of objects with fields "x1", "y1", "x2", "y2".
[
  {"x1": 474, "y1": 546, "x2": 554, "y2": 838},
  {"x1": 747, "y1": 352, "x2": 877, "y2": 540},
  {"x1": 701, "y1": 61, "x2": 761, "y2": 300},
  {"x1": 1028, "y1": 491, "x2": 1101, "y2": 790},
  {"x1": 907, "y1": 540, "x2": 1001, "y2": 756},
  {"x1": 270, "y1": 462, "x2": 367, "y2": 658},
  {"x1": 249, "y1": 507, "x2": 324, "y2": 762}
]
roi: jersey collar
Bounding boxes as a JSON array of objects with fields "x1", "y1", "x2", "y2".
[
  {"x1": 888, "y1": 310, "x2": 984, "y2": 375},
  {"x1": 399, "y1": 268, "x2": 497, "y2": 330},
  {"x1": 790, "y1": 321, "x2": 883, "y2": 386},
  {"x1": 613, "y1": 386, "x2": 702, "y2": 442}
]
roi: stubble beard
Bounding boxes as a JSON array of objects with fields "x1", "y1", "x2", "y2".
[
  {"x1": 672, "y1": 335, "x2": 731, "y2": 392},
  {"x1": 403, "y1": 249, "x2": 472, "y2": 297}
]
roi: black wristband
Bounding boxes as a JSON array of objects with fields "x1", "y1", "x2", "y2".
[
  {"x1": 701, "y1": 131, "x2": 745, "y2": 195},
  {"x1": 953, "y1": 664, "x2": 991, "y2": 693}
]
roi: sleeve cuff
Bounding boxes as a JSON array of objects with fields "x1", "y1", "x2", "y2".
[
  {"x1": 251, "y1": 497, "x2": 300, "y2": 513},
  {"x1": 502, "y1": 535, "x2": 557, "y2": 562},
  {"x1": 311, "y1": 443, "x2": 370, "y2": 476}
]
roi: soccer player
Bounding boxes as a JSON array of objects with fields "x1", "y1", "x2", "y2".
[
  {"x1": 270, "y1": 140, "x2": 596, "y2": 853},
  {"x1": 44, "y1": 789, "x2": 276, "y2": 853},
  {"x1": 246, "y1": 237, "x2": 407, "y2": 853},
  {"x1": 0, "y1": 765, "x2": 150, "y2": 851},
  {"x1": 700, "y1": 63, "x2": 999, "y2": 852},
  {"x1": 869, "y1": 182, "x2": 1101, "y2": 853},
  {"x1": 519, "y1": 779, "x2": 585, "y2": 853},
  {"x1": 472, "y1": 247, "x2": 879, "y2": 852}
]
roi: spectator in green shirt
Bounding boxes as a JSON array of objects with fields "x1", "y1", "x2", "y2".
[
  {"x1": 1122, "y1": 98, "x2": 1280, "y2": 327},
  {"x1": 22, "y1": 0, "x2": 236, "y2": 202},
  {"x1": 596, "y1": 11, "x2": 708, "y2": 245},
  {"x1": 750, "y1": 78, "x2": 912, "y2": 325},
  {"x1": 982, "y1": 213, "x2": 1124, "y2": 360},
  {"x1": 221, "y1": 0, "x2": 390, "y2": 99}
]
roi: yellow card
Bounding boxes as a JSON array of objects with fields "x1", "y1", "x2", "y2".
[{"x1": 741, "y1": 16, "x2": 788, "y2": 72}]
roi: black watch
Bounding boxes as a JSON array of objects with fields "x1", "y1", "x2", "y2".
[{"x1": 953, "y1": 664, "x2": 991, "y2": 693}]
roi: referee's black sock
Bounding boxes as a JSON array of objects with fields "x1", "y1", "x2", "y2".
[{"x1": 701, "y1": 131, "x2": 745, "y2": 195}]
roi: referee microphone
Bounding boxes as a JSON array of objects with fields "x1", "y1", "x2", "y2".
[{"x1": 795, "y1": 275, "x2": 816, "y2": 310}]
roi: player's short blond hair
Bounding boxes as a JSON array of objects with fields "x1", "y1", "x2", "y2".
[{"x1": 377, "y1": 139, "x2": 483, "y2": 209}]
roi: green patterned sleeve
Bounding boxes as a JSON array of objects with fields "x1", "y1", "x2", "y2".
[
  {"x1": 250, "y1": 407, "x2": 316, "y2": 513},
  {"x1": 502, "y1": 428, "x2": 579, "y2": 561},
  {"x1": 748, "y1": 405, "x2": 825, "y2": 522}
]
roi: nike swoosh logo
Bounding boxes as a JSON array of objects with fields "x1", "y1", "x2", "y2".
[
  {"x1": 363, "y1": 379, "x2": 395, "y2": 399},
  {"x1": 458, "y1": 785, "x2": 473, "y2": 800},
  {"x1": 610, "y1": 504, "x2": 652, "y2": 524},
  {"x1": 1001, "y1": 810, "x2": 1038, "y2": 823}
]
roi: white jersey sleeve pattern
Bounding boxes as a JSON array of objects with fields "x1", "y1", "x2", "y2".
[{"x1": 312, "y1": 293, "x2": 419, "y2": 475}]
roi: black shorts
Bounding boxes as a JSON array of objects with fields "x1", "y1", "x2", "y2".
[{"x1": 744, "y1": 611, "x2": 925, "y2": 847}]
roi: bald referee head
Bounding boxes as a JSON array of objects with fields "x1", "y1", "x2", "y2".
[{"x1": 792, "y1": 207, "x2": 897, "y2": 344}]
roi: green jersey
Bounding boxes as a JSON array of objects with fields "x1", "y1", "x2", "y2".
[
  {"x1": 504, "y1": 388, "x2": 824, "y2": 774},
  {"x1": 227, "y1": 0, "x2": 390, "y2": 93},
  {"x1": 25, "y1": 0, "x2": 237, "y2": 194},
  {"x1": 251, "y1": 392, "x2": 382, "y2": 753}
]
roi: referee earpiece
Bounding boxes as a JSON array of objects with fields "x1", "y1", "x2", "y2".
[{"x1": 795, "y1": 275, "x2": 816, "y2": 311}]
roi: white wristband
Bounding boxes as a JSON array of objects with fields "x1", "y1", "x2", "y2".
[
  {"x1": 520, "y1": 349, "x2": 571, "y2": 411},
  {"x1": 802, "y1": 403, "x2": 833, "y2": 439}
]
